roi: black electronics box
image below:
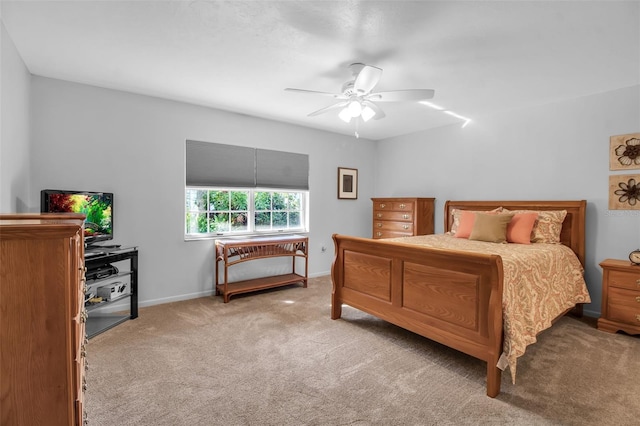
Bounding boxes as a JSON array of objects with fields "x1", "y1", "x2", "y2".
[{"x1": 86, "y1": 264, "x2": 119, "y2": 281}]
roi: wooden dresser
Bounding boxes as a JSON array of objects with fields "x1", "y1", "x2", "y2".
[
  {"x1": 0, "y1": 214, "x2": 87, "y2": 426},
  {"x1": 597, "y1": 258, "x2": 640, "y2": 335},
  {"x1": 372, "y1": 197, "x2": 435, "y2": 239}
]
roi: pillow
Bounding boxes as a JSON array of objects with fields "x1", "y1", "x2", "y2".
[
  {"x1": 469, "y1": 213, "x2": 514, "y2": 243},
  {"x1": 506, "y1": 212, "x2": 538, "y2": 244},
  {"x1": 450, "y1": 207, "x2": 503, "y2": 236},
  {"x1": 502, "y1": 209, "x2": 567, "y2": 244},
  {"x1": 454, "y1": 210, "x2": 477, "y2": 239}
]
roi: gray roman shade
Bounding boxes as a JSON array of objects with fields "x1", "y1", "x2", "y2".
[
  {"x1": 186, "y1": 140, "x2": 309, "y2": 190},
  {"x1": 256, "y1": 148, "x2": 309, "y2": 190}
]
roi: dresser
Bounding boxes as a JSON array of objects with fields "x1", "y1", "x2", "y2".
[
  {"x1": 0, "y1": 214, "x2": 87, "y2": 425},
  {"x1": 597, "y1": 259, "x2": 640, "y2": 335},
  {"x1": 371, "y1": 197, "x2": 435, "y2": 239}
]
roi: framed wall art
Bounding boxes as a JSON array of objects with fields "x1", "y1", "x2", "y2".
[
  {"x1": 609, "y1": 174, "x2": 640, "y2": 210},
  {"x1": 338, "y1": 167, "x2": 358, "y2": 199},
  {"x1": 609, "y1": 133, "x2": 640, "y2": 171}
]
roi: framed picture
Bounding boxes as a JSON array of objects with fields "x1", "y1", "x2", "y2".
[
  {"x1": 609, "y1": 174, "x2": 640, "y2": 210},
  {"x1": 609, "y1": 133, "x2": 640, "y2": 171},
  {"x1": 338, "y1": 167, "x2": 358, "y2": 199}
]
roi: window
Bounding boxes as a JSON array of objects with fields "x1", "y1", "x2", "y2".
[
  {"x1": 185, "y1": 188, "x2": 308, "y2": 238},
  {"x1": 185, "y1": 140, "x2": 309, "y2": 239}
]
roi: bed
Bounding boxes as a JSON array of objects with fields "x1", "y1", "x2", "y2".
[{"x1": 330, "y1": 200, "x2": 590, "y2": 397}]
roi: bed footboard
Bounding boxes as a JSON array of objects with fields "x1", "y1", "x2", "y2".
[{"x1": 331, "y1": 234, "x2": 505, "y2": 397}]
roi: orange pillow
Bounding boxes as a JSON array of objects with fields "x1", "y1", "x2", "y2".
[
  {"x1": 450, "y1": 207, "x2": 503, "y2": 235},
  {"x1": 454, "y1": 210, "x2": 477, "y2": 238},
  {"x1": 506, "y1": 212, "x2": 538, "y2": 244}
]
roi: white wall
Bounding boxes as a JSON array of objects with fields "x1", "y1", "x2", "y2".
[
  {"x1": 375, "y1": 85, "x2": 640, "y2": 316},
  {"x1": 30, "y1": 76, "x2": 376, "y2": 306},
  {"x1": 0, "y1": 20, "x2": 31, "y2": 212}
]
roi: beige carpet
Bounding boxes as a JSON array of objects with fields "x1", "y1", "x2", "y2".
[{"x1": 85, "y1": 276, "x2": 640, "y2": 426}]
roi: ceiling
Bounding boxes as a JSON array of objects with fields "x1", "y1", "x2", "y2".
[{"x1": 2, "y1": 1, "x2": 639, "y2": 140}]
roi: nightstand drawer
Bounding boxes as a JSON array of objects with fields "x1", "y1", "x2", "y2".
[
  {"x1": 607, "y1": 309, "x2": 640, "y2": 326},
  {"x1": 373, "y1": 211, "x2": 414, "y2": 221},
  {"x1": 607, "y1": 287, "x2": 640, "y2": 321},
  {"x1": 608, "y1": 269, "x2": 640, "y2": 290}
]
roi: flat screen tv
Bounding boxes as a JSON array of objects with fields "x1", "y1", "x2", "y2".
[{"x1": 41, "y1": 189, "x2": 114, "y2": 246}]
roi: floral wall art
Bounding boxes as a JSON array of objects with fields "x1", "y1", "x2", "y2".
[
  {"x1": 609, "y1": 133, "x2": 640, "y2": 210},
  {"x1": 609, "y1": 133, "x2": 640, "y2": 170},
  {"x1": 609, "y1": 174, "x2": 640, "y2": 210}
]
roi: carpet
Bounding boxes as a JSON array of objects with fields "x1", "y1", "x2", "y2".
[{"x1": 85, "y1": 275, "x2": 640, "y2": 425}]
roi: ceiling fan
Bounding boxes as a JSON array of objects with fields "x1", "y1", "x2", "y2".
[{"x1": 285, "y1": 63, "x2": 435, "y2": 124}]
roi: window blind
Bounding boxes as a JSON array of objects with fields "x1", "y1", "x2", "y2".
[
  {"x1": 256, "y1": 148, "x2": 309, "y2": 190},
  {"x1": 185, "y1": 140, "x2": 309, "y2": 190}
]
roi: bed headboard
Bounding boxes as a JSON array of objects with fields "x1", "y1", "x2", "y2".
[{"x1": 443, "y1": 200, "x2": 587, "y2": 266}]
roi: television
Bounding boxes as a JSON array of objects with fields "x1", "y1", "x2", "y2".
[{"x1": 41, "y1": 189, "x2": 114, "y2": 246}]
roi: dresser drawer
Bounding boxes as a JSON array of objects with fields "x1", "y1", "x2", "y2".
[
  {"x1": 374, "y1": 201, "x2": 415, "y2": 211},
  {"x1": 75, "y1": 356, "x2": 85, "y2": 397},
  {"x1": 373, "y1": 230, "x2": 414, "y2": 239},
  {"x1": 374, "y1": 221, "x2": 414, "y2": 233},
  {"x1": 75, "y1": 399, "x2": 85, "y2": 426},
  {"x1": 373, "y1": 211, "x2": 414, "y2": 221},
  {"x1": 75, "y1": 321, "x2": 86, "y2": 361},
  {"x1": 608, "y1": 269, "x2": 640, "y2": 290}
]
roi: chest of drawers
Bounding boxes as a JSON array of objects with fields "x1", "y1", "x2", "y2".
[
  {"x1": 0, "y1": 213, "x2": 87, "y2": 425},
  {"x1": 372, "y1": 197, "x2": 435, "y2": 239},
  {"x1": 597, "y1": 258, "x2": 640, "y2": 335}
]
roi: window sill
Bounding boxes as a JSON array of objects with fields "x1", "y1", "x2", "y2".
[{"x1": 184, "y1": 230, "x2": 309, "y2": 242}]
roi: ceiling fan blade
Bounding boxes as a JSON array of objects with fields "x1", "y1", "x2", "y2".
[
  {"x1": 284, "y1": 88, "x2": 344, "y2": 98},
  {"x1": 307, "y1": 101, "x2": 349, "y2": 117},
  {"x1": 353, "y1": 65, "x2": 382, "y2": 95},
  {"x1": 362, "y1": 100, "x2": 386, "y2": 120},
  {"x1": 368, "y1": 89, "x2": 435, "y2": 102}
]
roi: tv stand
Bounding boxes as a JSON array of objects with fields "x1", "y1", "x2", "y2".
[
  {"x1": 86, "y1": 243, "x2": 122, "y2": 250},
  {"x1": 84, "y1": 247, "x2": 138, "y2": 338}
]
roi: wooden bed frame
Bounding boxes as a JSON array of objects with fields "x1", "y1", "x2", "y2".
[{"x1": 331, "y1": 200, "x2": 586, "y2": 397}]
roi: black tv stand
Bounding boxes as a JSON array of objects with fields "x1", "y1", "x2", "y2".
[
  {"x1": 86, "y1": 243, "x2": 122, "y2": 250},
  {"x1": 84, "y1": 246, "x2": 138, "y2": 338}
]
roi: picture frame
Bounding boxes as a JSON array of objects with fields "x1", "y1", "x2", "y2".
[
  {"x1": 338, "y1": 167, "x2": 358, "y2": 200},
  {"x1": 609, "y1": 133, "x2": 640, "y2": 171},
  {"x1": 608, "y1": 174, "x2": 640, "y2": 210}
]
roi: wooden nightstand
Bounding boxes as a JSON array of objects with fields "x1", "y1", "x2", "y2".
[{"x1": 597, "y1": 259, "x2": 640, "y2": 335}]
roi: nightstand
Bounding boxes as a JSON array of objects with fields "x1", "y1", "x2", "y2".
[{"x1": 597, "y1": 259, "x2": 640, "y2": 335}]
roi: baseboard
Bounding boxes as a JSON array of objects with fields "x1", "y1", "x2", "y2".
[
  {"x1": 583, "y1": 307, "x2": 600, "y2": 318},
  {"x1": 138, "y1": 272, "x2": 332, "y2": 309},
  {"x1": 139, "y1": 289, "x2": 215, "y2": 308}
]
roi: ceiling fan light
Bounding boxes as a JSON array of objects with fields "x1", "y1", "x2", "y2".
[
  {"x1": 338, "y1": 108, "x2": 352, "y2": 123},
  {"x1": 348, "y1": 100, "x2": 362, "y2": 117},
  {"x1": 361, "y1": 106, "x2": 376, "y2": 122}
]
